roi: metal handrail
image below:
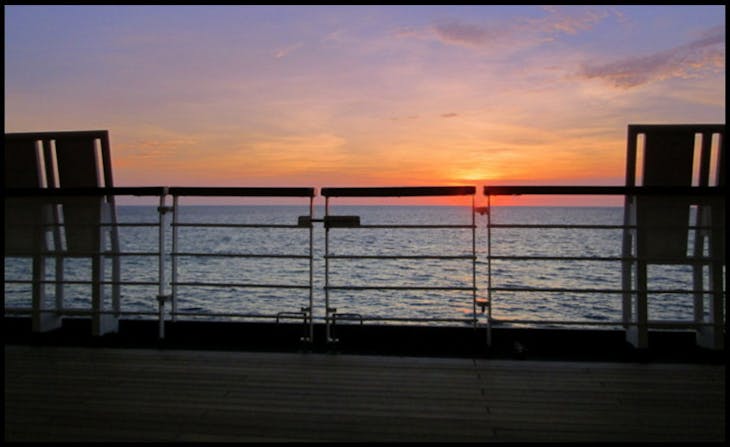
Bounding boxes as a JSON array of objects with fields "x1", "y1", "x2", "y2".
[
  {"x1": 482, "y1": 185, "x2": 725, "y2": 347},
  {"x1": 322, "y1": 186, "x2": 476, "y2": 197},
  {"x1": 322, "y1": 186, "x2": 478, "y2": 343},
  {"x1": 166, "y1": 187, "x2": 316, "y2": 342},
  {"x1": 5, "y1": 184, "x2": 724, "y2": 349},
  {"x1": 483, "y1": 185, "x2": 725, "y2": 196}
]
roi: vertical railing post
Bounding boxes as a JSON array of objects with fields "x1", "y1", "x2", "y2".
[
  {"x1": 308, "y1": 195, "x2": 315, "y2": 343},
  {"x1": 51, "y1": 205, "x2": 65, "y2": 318},
  {"x1": 471, "y1": 194, "x2": 477, "y2": 329},
  {"x1": 485, "y1": 193, "x2": 492, "y2": 347},
  {"x1": 156, "y1": 189, "x2": 171, "y2": 339},
  {"x1": 633, "y1": 261, "x2": 649, "y2": 349},
  {"x1": 171, "y1": 195, "x2": 179, "y2": 323},
  {"x1": 324, "y1": 196, "x2": 334, "y2": 343},
  {"x1": 621, "y1": 209, "x2": 635, "y2": 344},
  {"x1": 30, "y1": 250, "x2": 48, "y2": 332},
  {"x1": 90, "y1": 219, "x2": 111, "y2": 336}
]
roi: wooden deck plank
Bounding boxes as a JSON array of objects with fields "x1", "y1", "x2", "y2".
[{"x1": 5, "y1": 345, "x2": 725, "y2": 442}]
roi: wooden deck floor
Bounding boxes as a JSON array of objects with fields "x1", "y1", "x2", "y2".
[{"x1": 4, "y1": 345, "x2": 725, "y2": 442}]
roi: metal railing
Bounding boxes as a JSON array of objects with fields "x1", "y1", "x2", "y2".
[
  {"x1": 483, "y1": 185, "x2": 725, "y2": 349},
  {"x1": 4, "y1": 185, "x2": 725, "y2": 350},
  {"x1": 320, "y1": 186, "x2": 478, "y2": 343},
  {"x1": 167, "y1": 187, "x2": 316, "y2": 342}
]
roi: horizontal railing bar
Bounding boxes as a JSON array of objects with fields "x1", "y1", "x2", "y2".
[
  {"x1": 172, "y1": 223, "x2": 305, "y2": 228},
  {"x1": 2, "y1": 310, "x2": 301, "y2": 319},
  {"x1": 5, "y1": 185, "x2": 725, "y2": 198},
  {"x1": 490, "y1": 318, "x2": 716, "y2": 327},
  {"x1": 5, "y1": 308, "x2": 713, "y2": 328},
  {"x1": 173, "y1": 252, "x2": 310, "y2": 259},
  {"x1": 4, "y1": 186, "x2": 168, "y2": 197},
  {"x1": 7, "y1": 221, "x2": 721, "y2": 230},
  {"x1": 3, "y1": 251, "x2": 162, "y2": 257},
  {"x1": 170, "y1": 312, "x2": 300, "y2": 319},
  {"x1": 331, "y1": 316, "x2": 474, "y2": 323},
  {"x1": 3, "y1": 308, "x2": 161, "y2": 317},
  {"x1": 169, "y1": 186, "x2": 315, "y2": 197},
  {"x1": 172, "y1": 282, "x2": 309, "y2": 289},
  {"x1": 8, "y1": 281, "x2": 714, "y2": 295},
  {"x1": 489, "y1": 255, "x2": 724, "y2": 263},
  {"x1": 326, "y1": 255, "x2": 475, "y2": 260},
  {"x1": 105, "y1": 223, "x2": 161, "y2": 228},
  {"x1": 644, "y1": 321, "x2": 718, "y2": 328},
  {"x1": 6, "y1": 223, "x2": 162, "y2": 228},
  {"x1": 489, "y1": 256, "x2": 626, "y2": 261},
  {"x1": 334, "y1": 224, "x2": 476, "y2": 229},
  {"x1": 491, "y1": 287, "x2": 722, "y2": 294},
  {"x1": 491, "y1": 318, "x2": 625, "y2": 326},
  {"x1": 4, "y1": 280, "x2": 160, "y2": 286},
  {"x1": 489, "y1": 224, "x2": 626, "y2": 229},
  {"x1": 322, "y1": 186, "x2": 476, "y2": 197},
  {"x1": 6, "y1": 129, "x2": 110, "y2": 139},
  {"x1": 0, "y1": 307, "x2": 408, "y2": 323},
  {"x1": 61, "y1": 309, "x2": 161, "y2": 317},
  {"x1": 484, "y1": 185, "x2": 725, "y2": 196},
  {"x1": 489, "y1": 224, "x2": 720, "y2": 230},
  {"x1": 325, "y1": 286, "x2": 476, "y2": 291}
]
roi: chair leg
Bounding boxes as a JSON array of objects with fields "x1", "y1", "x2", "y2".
[
  {"x1": 111, "y1": 226, "x2": 122, "y2": 318},
  {"x1": 708, "y1": 261, "x2": 724, "y2": 350},
  {"x1": 112, "y1": 256, "x2": 121, "y2": 317},
  {"x1": 626, "y1": 261, "x2": 649, "y2": 349},
  {"x1": 54, "y1": 256, "x2": 64, "y2": 318},
  {"x1": 91, "y1": 254, "x2": 118, "y2": 336},
  {"x1": 31, "y1": 254, "x2": 62, "y2": 332},
  {"x1": 696, "y1": 261, "x2": 725, "y2": 350},
  {"x1": 621, "y1": 258, "x2": 633, "y2": 328}
]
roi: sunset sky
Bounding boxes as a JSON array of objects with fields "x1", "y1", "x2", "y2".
[{"x1": 4, "y1": 5, "x2": 725, "y2": 205}]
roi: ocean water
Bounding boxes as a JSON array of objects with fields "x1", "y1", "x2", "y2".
[{"x1": 4, "y1": 205, "x2": 712, "y2": 328}]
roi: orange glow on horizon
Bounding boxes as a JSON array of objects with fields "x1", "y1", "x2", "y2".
[{"x1": 110, "y1": 127, "x2": 630, "y2": 207}]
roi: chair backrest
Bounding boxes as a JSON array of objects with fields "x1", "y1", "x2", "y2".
[
  {"x1": 51, "y1": 131, "x2": 116, "y2": 253},
  {"x1": 5, "y1": 134, "x2": 47, "y2": 188},
  {"x1": 52, "y1": 131, "x2": 114, "y2": 188},
  {"x1": 5, "y1": 130, "x2": 116, "y2": 254},
  {"x1": 4, "y1": 134, "x2": 51, "y2": 254},
  {"x1": 626, "y1": 124, "x2": 724, "y2": 260}
]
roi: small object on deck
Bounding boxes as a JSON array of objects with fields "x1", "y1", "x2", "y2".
[
  {"x1": 512, "y1": 341, "x2": 528, "y2": 359},
  {"x1": 324, "y1": 215, "x2": 361, "y2": 228},
  {"x1": 475, "y1": 297, "x2": 490, "y2": 313}
]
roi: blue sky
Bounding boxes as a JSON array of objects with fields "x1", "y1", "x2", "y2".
[{"x1": 4, "y1": 5, "x2": 725, "y2": 202}]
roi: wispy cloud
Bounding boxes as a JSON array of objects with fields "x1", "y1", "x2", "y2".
[
  {"x1": 531, "y1": 5, "x2": 616, "y2": 36},
  {"x1": 273, "y1": 42, "x2": 303, "y2": 59},
  {"x1": 431, "y1": 20, "x2": 503, "y2": 47},
  {"x1": 400, "y1": 6, "x2": 618, "y2": 50},
  {"x1": 578, "y1": 25, "x2": 725, "y2": 88}
]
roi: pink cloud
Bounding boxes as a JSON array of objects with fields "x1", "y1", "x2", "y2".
[
  {"x1": 431, "y1": 20, "x2": 502, "y2": 47},
  {"x1": 579, "y1": 25, "x2": 725, "y2": 88},
  {"x1": 418, "y1": 7, "x2": 616, "y2": 49}
]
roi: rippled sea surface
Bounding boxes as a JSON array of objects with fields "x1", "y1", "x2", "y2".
[{"x1": 4, "y1": 205, "x2": 711, "y2": 328}]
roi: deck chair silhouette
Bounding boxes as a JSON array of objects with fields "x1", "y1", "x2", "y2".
[
  {"x1": 5, "y1": 131, "x2": 121, "y2": 336},
  {"x1": 622, "y1": 124, "x2": 725, "y2": 349},
  {"x1": 4, "y1": 134, "x2": 63, "y2": 332},
  {"x1": 52, "y1": 130, "x2": 122, "y2": 336}
]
